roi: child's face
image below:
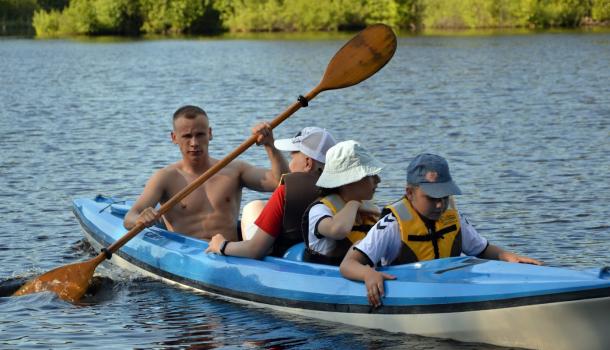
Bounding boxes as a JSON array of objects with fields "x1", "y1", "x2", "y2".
[
  {"x1": 343, "y1": 175, "x2": 380, "y2": 200},
  {"x1": 288, "y1": 151, "x2": 310, "y2": 173},
  {"x1": 407, "y1": 186, "x2": 449, "y2": 221}
]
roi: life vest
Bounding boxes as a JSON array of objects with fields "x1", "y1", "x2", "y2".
[
  {"x1": 302, "y1": 193, "x2": 378, "y2": 265},
  {"x1": 384, "y1": 197, "x2": 462, "y2": 265},
  {"x1": 269, "y1": 172, "x2": 320, "y2": 257}
]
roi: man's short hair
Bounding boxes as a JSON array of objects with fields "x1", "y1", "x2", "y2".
[{"x1": 173, "y1": 105, "x2": 207, "y2": 126}]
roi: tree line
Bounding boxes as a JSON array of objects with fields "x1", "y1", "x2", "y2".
[{"x1": 1, "y1": 0, "x2": 609, "y2": 37}]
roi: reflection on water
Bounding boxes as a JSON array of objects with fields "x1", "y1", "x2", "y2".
[{"x1": 1, "y1": 30, "x2": 608, "y2": 349}]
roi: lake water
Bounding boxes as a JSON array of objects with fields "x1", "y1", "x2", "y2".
[{"x1": 1, "y1": 29, "x2": 609, "y2": 349}]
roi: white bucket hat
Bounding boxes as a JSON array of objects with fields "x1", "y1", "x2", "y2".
[
  {"x1": 274, "y1": 127, "x2": 337, "y2": 163},
  {"x1": 316, "y1": 140, "x2": 384, "y2": 188}
]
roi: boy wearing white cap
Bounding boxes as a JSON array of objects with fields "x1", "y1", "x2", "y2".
[
  {"x1": 340, "y1": 153, "x2": 542, "y2": 307},
  {"x1": 206, "y1": 127, "x2": 337, "y2": 258},
  {"x1": 303, "y1": 140, "x2": 384, "y2": 265}
]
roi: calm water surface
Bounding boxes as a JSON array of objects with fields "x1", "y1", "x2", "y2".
[{"x1": 1, "y1": 31, "x2": 609, "y2": 349}]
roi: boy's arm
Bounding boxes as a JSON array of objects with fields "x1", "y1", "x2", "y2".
[
  {"x1": 340, "y1": 248, "x2": 395, "y2": 308},
  {"x1": 480, "y1": 244, "x2": 542, "y2": 265},
  {"x1": 316, "y1": 201, "x2": 362, "y2": 239},
  {"x1": 206, "y1": 229, "x2": 276, "y2": 259},
  {"x1": 459, "y1": 213, "x2": 542, "y2": 265}
]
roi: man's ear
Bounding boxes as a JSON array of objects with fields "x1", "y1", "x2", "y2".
[
  {"x1": 171, "y1": 131, "x2": 177, "y2": 144},
  {"x1": 209, "y1": 127, "x2": 213, "y2": 141}
]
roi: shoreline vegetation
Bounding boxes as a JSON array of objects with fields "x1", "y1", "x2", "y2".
[{"x1": 1, "y1": 0, "x2": 610, "y2": 38}]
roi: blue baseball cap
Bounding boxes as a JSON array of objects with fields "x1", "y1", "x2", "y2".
[{"x1": 407, "y1": 153, "x2": 462, "y2": 198}]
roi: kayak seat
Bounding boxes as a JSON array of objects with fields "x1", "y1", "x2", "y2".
[{"x1": 282, "y1": 243, "x2": 305, "y2": 262}]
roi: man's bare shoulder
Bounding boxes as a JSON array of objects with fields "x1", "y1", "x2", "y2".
[
  {"x1": 207, "y1": 158, "x2": 253, "y2": 175},
  {"x1": 223, "y1": 158, "x2": 254, "y2": 172},
  {"x1": 149, "y1": 162, "x2": 182, "y2": 183}
]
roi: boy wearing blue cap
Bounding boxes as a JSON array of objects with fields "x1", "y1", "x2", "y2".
[{"x1": 340, "y1": 153, "x2": 542, "y2": 307}]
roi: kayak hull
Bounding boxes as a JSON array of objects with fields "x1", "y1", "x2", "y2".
[{"x1": 74, "y1": 196, "x2": 610, "y2": 349}]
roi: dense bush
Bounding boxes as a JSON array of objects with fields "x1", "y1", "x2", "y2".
[
  {"x1": 592, "y1": 0, "x2": 610, "y2": 21},
  {"x1": 213, "y1": 0, "x2": 422, "y2": 32},
  {"x1": 528, "y1": 0, "x2": 591, "y2": 27},
  {"x1": 2, "y1": 0, "x2": 609, "y2": 37}
]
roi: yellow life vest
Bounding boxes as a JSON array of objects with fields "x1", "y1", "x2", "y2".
[
  {"x1": 385, "y1": 197, "x2": 462, "y2": 264},
  {"x1": 319, "y1": 194, "x2": 378, "y2": 245},
  {"x1": 302, "y1": 194, "x2": 379, "y2": 265}
]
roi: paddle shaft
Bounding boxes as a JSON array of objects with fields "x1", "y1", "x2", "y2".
[{"x1": 105, "y1": 88, "x2": 321, "y2": 254}]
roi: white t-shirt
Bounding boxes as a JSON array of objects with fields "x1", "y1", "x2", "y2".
[
  {"x1": 354, "y1": 212, "x2": 488, "y2": 266},
  {"x1": 307, "y1": 203, "x2": 338, "y2": 255}
]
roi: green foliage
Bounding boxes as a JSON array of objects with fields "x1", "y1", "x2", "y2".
[
  {"x1": 396, "y1": 0, "x2": 424, "y2": 30},
  {"x1": 592, "y1": 0, "x2": 610, "y2": 21},
  {"x1": 60, "y1": 0, "x2": 97, "y2": 34},
  {"x1": 423, "y1": 0, "x2": 507, "y2": 28},
  {"x1": 212, "y1": 0, "x2": 422, "y2": 32},
  {"x1": 362, "y1": 0, "x2": 400, "y2": 27},
  {"x1": 529, "y1": 0, "x2": 591, "y2": 27},
  {"x1": 32, "y1": 8, "x2": 61, "y2": 36},
  {"x1": 10, "y1": 0, "x2": 610, "y2": 37},
  {"x1": 281, "y1": 1, "x2": 342, "y2": 31},
  {"x1": 214, "y1": 0, "x2": 333, "y2": 32},
  {"x1": 95, "y1": 0, "x2": 142, "y2": 35},
  {"x1": 140, "y1": 0, "x2": 208, "y2": 34},
  {"x1": 421, "y1": 0, "x2": 593, "y2": 29},
  {"x1": 31, "y1": 0, "x2": 97, "y2": 36},
  {"x1": 490, "y1": 0, "x2": 535, "y2": 27}
]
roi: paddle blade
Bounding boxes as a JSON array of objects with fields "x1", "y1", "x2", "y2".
[
  {"x1": 13, "y1": 254, "x2": 104, "y2": 302},
  {"x1": 317, "y1": 24, "x2": 397, "y2": 92}
]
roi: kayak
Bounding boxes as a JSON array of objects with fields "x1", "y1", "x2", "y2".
[{"x1": 73, "y1": 195, "x2": 610, "y2": 350}]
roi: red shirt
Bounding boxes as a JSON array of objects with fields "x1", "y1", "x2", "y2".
[{"x1": 254, "y1": 184, "x2": 286, "y2": 238}]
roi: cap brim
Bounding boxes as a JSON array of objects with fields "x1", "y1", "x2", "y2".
[
  {"x1": 420, "y1": 181, "x2": 462, "y2": 198},
  {"x1": 274, "y1": 138, "x2": 300, "y2": 152}
]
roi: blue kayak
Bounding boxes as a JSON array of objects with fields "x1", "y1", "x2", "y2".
[{"x1": 73, "y1": 196, "x2": 610, "y2": 350}]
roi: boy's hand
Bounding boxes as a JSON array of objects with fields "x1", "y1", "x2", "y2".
[{"x1": 363, "y1": 268, "x2": 396, "y2": 308}]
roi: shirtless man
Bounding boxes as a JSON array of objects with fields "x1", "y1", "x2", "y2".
[{"x1": 123, "y1": 105, "x2": 288, "y2": 241}]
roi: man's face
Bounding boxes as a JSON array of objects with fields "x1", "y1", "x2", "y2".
[
  {"x1": 407, "y1": 186, "x2": 449, "y2": 221},
  {"x1": 171, "y1": 114, "x2": 211, "y2": 161}
]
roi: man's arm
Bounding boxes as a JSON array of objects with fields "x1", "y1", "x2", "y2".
[
  {"x1": 123, "y1": 170, "x2": 166, "y2": 229},
  {"x1": 206, "y1": 229, "x2": 276, "y2": 259},
  {"x1": 479, "y1": 244, "x2": 543, "y2": 265},
  {"x1": 240, "y1": 122, "x2": 289, "y2": 192}
]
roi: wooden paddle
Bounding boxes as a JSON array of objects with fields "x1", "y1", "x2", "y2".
[{"x1": 13, "y1": 24, "x2": 397, "y2": 302}]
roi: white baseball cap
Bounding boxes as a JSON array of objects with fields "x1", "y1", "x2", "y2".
[
  {"x1": 274, "y1": 127, "x2": 337, "y2": 163},
  {"x1": 316, "y1": 140, "x2": 384, "y2": 188}
]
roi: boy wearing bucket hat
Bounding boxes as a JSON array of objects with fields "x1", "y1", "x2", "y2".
[
  {"x1": 206, "y1": 127, "x2": 337, "y2": 258},
  {"x1": 340, "y1": 153, "x2": 542, "y2": 307},
  {"x1": 302, "y1": 140, "x2": 384, "y2": 265}
]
